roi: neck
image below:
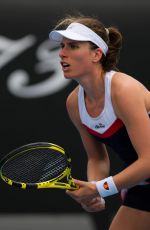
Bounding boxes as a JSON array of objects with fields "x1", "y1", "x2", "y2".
[{"x1": 77, "y1": 68, "x2": 105, "y2": 102}]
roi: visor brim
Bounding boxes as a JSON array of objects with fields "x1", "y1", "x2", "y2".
[{"x1": 49, "y1": 30, "x2": 89, "y2": 43}]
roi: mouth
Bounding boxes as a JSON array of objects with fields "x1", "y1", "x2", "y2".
[{"x1": 60, "y1": 61, "x2": 70, "y2": 71}]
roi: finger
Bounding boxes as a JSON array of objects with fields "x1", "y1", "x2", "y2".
[
  {"x1": 81, "y1": 203, "x2": 105, "y2": 213},
  {"x1": 84, "y1": 197, "x2": 105, "y2": 206},
  {"x1": 66, "y1": 189, "x2": 82, "y2": 203},
  {"x1": 100, "y1": 197, "x2": 105, "y2": 206},
  {"x1": 66, "y1": 189, "x2": 77, "y2": 197},
  {"x1": 81, "y1": 199, "x2": 105, "y2": 212},
  {"x1": 72, "y1": 178, "x2": 88, "y2": 187}
]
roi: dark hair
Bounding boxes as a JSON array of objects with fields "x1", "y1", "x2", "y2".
[{"x1": 54, "y1": 14, "x2": 123, "y2": 72}]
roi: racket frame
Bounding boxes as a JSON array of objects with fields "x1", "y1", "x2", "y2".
[{"x1": 0, "y1": 143, "x2": 78, "y2": 190}]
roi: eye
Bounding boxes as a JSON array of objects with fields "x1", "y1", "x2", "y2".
[
  {"x1": 69, "y1": 43, "x2": 79, "y2": 49},
  {"x1": 60, "y1": 43, "x2": 65, "y2": 49}
]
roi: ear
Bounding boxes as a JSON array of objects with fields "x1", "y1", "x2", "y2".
[{"x1": 92, "y1": 48, "x2": 103, "y2": 63}]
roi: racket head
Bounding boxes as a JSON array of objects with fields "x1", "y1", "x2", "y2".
[{"x1": 0, "y1": 142, "x2": 78, "y2": 190}]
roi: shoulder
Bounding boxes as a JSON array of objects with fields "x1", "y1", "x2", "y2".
[
  {"x1": 111, "y1": 72, "x2": 148, "y2": 100},
  {"x1": 66, "y1": 85, "x2": 82, "y2": 130},
  {"x1": 111, "y1": 72, "x2": 146, "y2": 93},
  {"x1": 111, "y1": 72, "x2": 149, "y2": 121},
  {"x1": 66, "y1": 85, "x2": 79, "y2": 112}
]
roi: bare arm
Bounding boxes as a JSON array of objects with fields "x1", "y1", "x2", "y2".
[
  {"x1": 66, "y1": 87, "x2": 110, "y2": 181},
  {"x1": 112, "y1": 73, "x2": 150, "y2": 190},
  {"x1": 66, "y1": 87, "x2": 109, "y2": 211}
]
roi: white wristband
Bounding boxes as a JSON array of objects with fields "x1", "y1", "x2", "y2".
[{"x1": 95, "y1": 176, "x2": 118, "y2": 198}]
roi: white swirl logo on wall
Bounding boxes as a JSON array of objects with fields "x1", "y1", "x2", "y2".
[{"x1": 0, "y1": 35, "x2": 71, "y2": 98}]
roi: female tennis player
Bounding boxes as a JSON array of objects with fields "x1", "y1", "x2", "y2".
[{"x1": 49, "y1": 15, "x2": 150, "y2": 229}]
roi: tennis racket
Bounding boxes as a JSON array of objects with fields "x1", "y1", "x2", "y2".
[{"x1": 0, "y1": 142, "x2": 78, "y2": 190}]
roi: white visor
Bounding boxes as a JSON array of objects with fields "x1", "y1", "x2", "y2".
[{"x1": 49, "y1": 22, "x2": 108, "y2": 56}]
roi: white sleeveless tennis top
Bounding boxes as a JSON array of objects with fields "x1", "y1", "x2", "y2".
[{"x1": 78, "y1": 70, "x2": 123, "y2": 137}]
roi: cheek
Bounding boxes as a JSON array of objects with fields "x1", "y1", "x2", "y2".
[
  {"x1": 73, "y1": 53, "x2": 91, "y2": 66},
  {"x1": 73, "y1": 58, "x2": 92, "y2": 76},
  {"x1": 74, "y1": 55, "x2": 84, "y2": 63}
]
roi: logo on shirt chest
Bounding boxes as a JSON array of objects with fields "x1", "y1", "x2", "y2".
[{"x1": 95, "y1": 123, "x2": 105, "y2": 129}]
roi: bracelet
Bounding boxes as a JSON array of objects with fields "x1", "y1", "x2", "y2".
[{"x1": 95, "y1": 176, "x2": 118, "y2": 198}]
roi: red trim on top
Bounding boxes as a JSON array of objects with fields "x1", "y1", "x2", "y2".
[{"x1": 83, "y1": 119, "x2": 124, "y2": 138}]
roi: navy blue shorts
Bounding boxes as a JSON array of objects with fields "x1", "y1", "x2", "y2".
[{"x1": 121, "y1": 184, "x2": 150, "y2": 212}]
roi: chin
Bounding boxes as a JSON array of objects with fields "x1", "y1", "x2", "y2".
[
  {"x1": 63, "y1": 72, "x2": 81, "y2": 79},
  {"x1": 63, "y1": 74, "x2": 75, "y2": 79}
]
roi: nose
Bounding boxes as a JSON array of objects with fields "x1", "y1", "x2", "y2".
[{"x1": 59, "y1": 47, "x2": 67, "y2": 58}]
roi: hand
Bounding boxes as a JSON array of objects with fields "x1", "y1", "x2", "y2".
[
  {"x1": 66, "y1": 179, "x2": 105, "y2": 212},
  {"x1": 81, "y1": 196, "x2": 105, "y2": 212}
]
